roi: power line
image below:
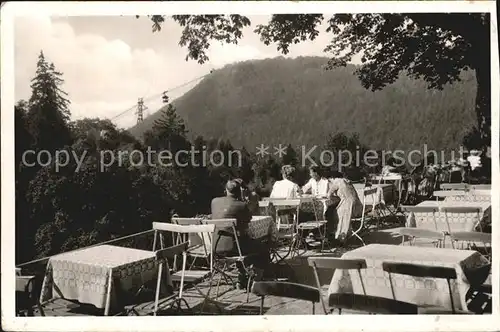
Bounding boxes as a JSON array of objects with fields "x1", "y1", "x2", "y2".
[{"x1": 108, "y1": 70, "x2": 214, "y2": 122}]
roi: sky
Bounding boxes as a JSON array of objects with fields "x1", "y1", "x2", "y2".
[{"x1": 14, "y1": 15, "x2": 343, "y2": 129}]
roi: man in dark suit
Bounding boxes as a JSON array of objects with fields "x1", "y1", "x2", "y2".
[{"x1": 210, "y1": 180, "x2": 268, "y2": 288}]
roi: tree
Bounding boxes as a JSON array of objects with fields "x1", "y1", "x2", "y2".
[
  {"x1": 145, "y1": 14, "x2": 491, "y2": 149},
  {"x1": 144, "y1": 103, "x2": 189, "y2": 153},
  {"x1": 27, "y1": 51, "x2": 73, "y2": 152},
  {"x1": 282, "y1": 144, "x2": 298, "y2": 166}
]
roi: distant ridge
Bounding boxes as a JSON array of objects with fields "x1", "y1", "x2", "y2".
[{"x1": 128, "y1": 56, "x2": 477, "y2": 152}]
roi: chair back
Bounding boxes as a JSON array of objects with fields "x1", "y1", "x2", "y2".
[
  {"x1": 307, "y1": 256, "x2": 367, "y2": 314},
  {"x1": 267, "y1": 199, "x2": 301, "y2": 231},
  {"x1": 203, "y1": 218, "x2": 242, "y2": 256},
  {"x1": 440, "y1": 206, "x2": 482, "y2": 233},
  {"x1": 171, "y1": 217, "x2": 206, "y2": 249},
  {"x1": 469, "y1": 184, "x2": 491, "y2": 191},
  {"x1": 354, "y1": 187, "x2": 379, "y2": 231},
  {"x1": 172, "y1": 217, "x2": 204, "y2": 225},
  {"x1": 328, "y1": 293, "x2": 418, "y2": 314},
  {"x1": 152, "y1": 222, "x2": 216, "y2": 272},
  {"x1": 251, "y1": 281, "x2": 320, "y2": 315},
  {"x1": 382, "y1": 262, "x2": 458, "y2": 313},
  {"x1": 400, "y1": 205, "x2": 440, "y2": 231},
  {"x1": 469, "y1": 189, "x2": 490, "y2": 197},
  {"x1": 434, "y1": 190, "x2": 467, "y2": 199},
  {"x1": 440, "y1": 183, "x2": 468, "y2": 191}
]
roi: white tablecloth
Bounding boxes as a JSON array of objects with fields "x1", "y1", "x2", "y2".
[
  {"x1": 328, "y1": 244, "x2": 489, "y2": 311},
  {"x1": 405, "y1": 201, "x2": 491, "y2": 232},
  {"x1": 40, "y1": 245, "x2": 166, "y2": 312}
]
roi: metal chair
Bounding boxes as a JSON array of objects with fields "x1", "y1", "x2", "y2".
[
  {"x1": 399, "y1": 206, "x2": 445, "y2": 247},
  {"x1": 152, "y1": 222, "x2": 219, "y2": 313},
  {"x1": 382, "y1": 262, "x2": 472, "y2": 314},
  {"x1": 125, "y1": 241, "x2": 189, "y2": 316},
  {"x1": 16, "y1": 272, "x2": 45, "y2": 316},
  {"x1": 350, "y1": 187, "x2": 379, "y2": 246},
  {"x1": 308, "y1": 256, "x2": 367, "y2": 314},
  {"x1": 251, "y1": 281, "x2": 321, "y2": 315}
]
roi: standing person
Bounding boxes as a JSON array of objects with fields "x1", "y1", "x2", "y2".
[
  {"x1": 302, "y1": 165, "x2": 329, "y2": 197},
  {"x1": 270, "y1": 165, "x2": 301, "y2": 198},
  {"x1": 325, "y1": 171, "x2": 363, "y2": 245}
]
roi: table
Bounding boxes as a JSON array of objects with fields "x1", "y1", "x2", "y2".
[
  {"x1": 40, "y1": 245, "x2": 167, "y2": 315},
  {"x1": 406, "y1": 200, "x2": 491, "y2": 232},
  {"x1": 328, "y1": 244, "x2": 490, "y2": 311},
  {"x1": 247, "y1": 215, "x2": 276, "y2": 241}
]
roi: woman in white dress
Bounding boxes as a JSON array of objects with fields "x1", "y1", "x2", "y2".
[{"x1": 325, "y1": 171, "x2": 363, "y2": 243}]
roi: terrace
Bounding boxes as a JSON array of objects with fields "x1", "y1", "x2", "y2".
[{"x1": 16, "y1": 226, "x2": 492, "y2": 316}]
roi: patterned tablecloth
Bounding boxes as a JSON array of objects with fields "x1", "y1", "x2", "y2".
[
  {"x1": 247, "y1": 215, "x2": 276, "y2": 241},
  {"x1": 205, "y1": 216, "x2": 276, "y2": 252},
  {"x1": 40, "y1": 245, "x2": 167, "y2": 313},
  {"x1": 328, "y1": 244, "x2": 490, "y2": 311},
  {"x1": 406, "y1": 200, "x2": 491, "y2": 232}
]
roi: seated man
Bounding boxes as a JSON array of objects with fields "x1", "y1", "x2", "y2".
[
  {"x1": 211, "y1": 180, "x2": 269, "y2": 288},
  {"x1": 302, "y1": 165, "x2": 329, "y2": 197}
]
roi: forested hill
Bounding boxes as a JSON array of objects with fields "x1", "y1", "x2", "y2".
[{"x1": 128, "y1": 56, "x2": 477, "y2": 152}]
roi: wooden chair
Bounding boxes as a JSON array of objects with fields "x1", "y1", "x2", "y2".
[
  {"x1": 308, "y1": 256, "x2": 368, "y2": 314},
  {"x1": 399, "y1": 206, "x2": 445, "y2": 247},
  {"x1": 251, "y1": 281, "x2": 321, "y2": 315},
  {"x1": 16, "y1": 273, "x2": 45, "y2": 316},
  {"x1": 125, "y1": 241, "x2": 189, "y2": 316},
  {"x1": 152, "y1": 222, "x2": 218, "y2": 313},
  {"x1": 382, "y1": 262, "x2": 471, "y2": 314},
  {"x1": 350, "y1": 187, "x2": 379, "y2": 246}
]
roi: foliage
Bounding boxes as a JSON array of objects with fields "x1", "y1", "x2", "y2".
[
  {"x1": 145, "y1": 14, "x2": 491, "y2": 148},
  {"x1": 130, "y1": 57, "x2": 477, "y2": 153}
]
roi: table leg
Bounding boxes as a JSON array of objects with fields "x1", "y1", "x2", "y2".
[{"x1": 104, "y1": 271, "x2": 113, "y2": 316}]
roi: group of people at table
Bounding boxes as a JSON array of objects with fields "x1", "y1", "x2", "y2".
[{"x1": 209, "y1": 165, "x2": 365, "y2": 288}]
